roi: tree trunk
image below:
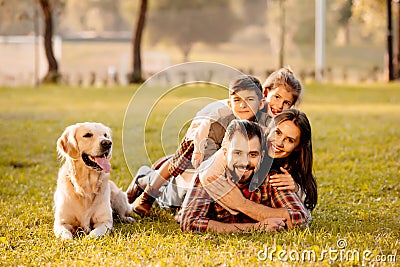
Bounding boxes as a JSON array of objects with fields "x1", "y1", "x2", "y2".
[
  {"x1": 278, "y1": 0, "x2": 286, "y2": 68},
  {"x1": 180, "y1": 42, "x2": 192, "y2": 62},
  {"x1": 344, "y1": 23, "x2": 350, "y2": 45},
  {"x1": 130, "y1": 0, "x2": 148, "y2": 84},
  {"x1": 38, "y1": 0, "x2": 60, "y2": 83},
  {"x1": 397, "y1": 1, "x2": 400, "y2": 78},
  {"x1": 386, "y1": 0, "x2": 394, "y2": 81}
]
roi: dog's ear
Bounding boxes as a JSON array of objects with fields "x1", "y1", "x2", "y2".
[{"x1": 57, "y1": 124, "x2": 79, "y2": 159}]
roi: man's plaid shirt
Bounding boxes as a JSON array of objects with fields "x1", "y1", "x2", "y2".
[{"x1": 180, "y1": 174, "x2": 309, "y2": 232}]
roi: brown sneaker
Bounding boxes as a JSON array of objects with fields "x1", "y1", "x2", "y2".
[
  {"x1": 126, "y1": 166, "x2": 152, "y2": 204},
  {"x1": 126, "y1": 177, "x2": 144, "y2": 204},
  {"x1": 132, "y1": 185, "x2": 160, "y2": 217}
]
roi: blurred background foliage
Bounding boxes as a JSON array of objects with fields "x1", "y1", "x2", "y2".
[
  {"x1": 0, "y1": 0, "x2": 387, "y2": 46},
  {"x1": 0, "y1": 0, "x2": 395, "y2": 84}
]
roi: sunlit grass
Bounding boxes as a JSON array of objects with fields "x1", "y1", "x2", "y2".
[{"x1": 0, "y1": 82, "x2": 399, "y2": 266}]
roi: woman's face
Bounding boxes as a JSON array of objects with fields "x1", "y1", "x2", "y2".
[
  {"x1": 265, "y1": 85, "x2": 294, "y2": 117},
  {"x1": 267, "y1": 120, "x2": 301, "y2": 158}
]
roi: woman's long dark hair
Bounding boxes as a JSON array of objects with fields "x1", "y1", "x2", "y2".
[{"x1": 266, "y1": 109, "x2": 318, "y2": 211}]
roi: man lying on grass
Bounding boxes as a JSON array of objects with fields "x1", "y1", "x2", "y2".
[{"x1": 180, "y1": 116, "x2": 311, "y2": 233}]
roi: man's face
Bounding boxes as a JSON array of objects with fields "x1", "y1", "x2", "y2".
[
  {"x1": 228, "y1": 90, "x2": 264, "y2": 120},
  {"x1": 266, "y1": 120, "x2": 301, "y2": 158},
  {"x1": 265, "y1": 85, "x2": 294, "y2": 117},
  {"x1": 225, "y1": 132, "x2": 263, "y2": 183}
]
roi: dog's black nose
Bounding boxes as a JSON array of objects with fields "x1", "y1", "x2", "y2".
[{"x1": 101, "y1": 140, "x2": 112, "y2": 149}]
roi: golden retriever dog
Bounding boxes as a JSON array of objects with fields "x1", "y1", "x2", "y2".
[{"x1": 54, "y1": 122, "x2": 134, "y2": 240}]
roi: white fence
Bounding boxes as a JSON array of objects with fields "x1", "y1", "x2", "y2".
[{"x1": 0, "y1": 35, "x2": 62, "y2": 86}]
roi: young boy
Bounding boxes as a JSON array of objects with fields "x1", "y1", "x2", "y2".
[{"x1": 128, "y1": 75, "x2": 268, "y2": 216}]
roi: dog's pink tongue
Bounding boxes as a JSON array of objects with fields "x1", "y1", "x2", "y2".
[{"x1": 95, "y1": 157, "x2": 111, "y2": 173}]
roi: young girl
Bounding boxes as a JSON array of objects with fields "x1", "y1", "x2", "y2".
[{"x1": 263, "y1": 67, "x2": 303, "y2": 117}]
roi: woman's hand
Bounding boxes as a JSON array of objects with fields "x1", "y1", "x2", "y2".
[{"x1": 269, "y1": 167, "x2": 298, "y2": 191}]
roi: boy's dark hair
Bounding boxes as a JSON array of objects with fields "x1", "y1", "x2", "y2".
[
  {"x1": 229, "y1": 75, "x2": 263, "y2": 100},
  {"x1": 226, "y1": 120, "x2": 262, "y2": 144}
]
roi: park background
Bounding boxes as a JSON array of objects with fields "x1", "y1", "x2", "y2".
[
  {"x1": 0, "y1": 0, "x2": 398, "y2": 85},
  {"x1": 0, "y1": 0, "x2": 399, "y2": 266}
]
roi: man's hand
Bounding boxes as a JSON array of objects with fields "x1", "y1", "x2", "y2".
[
  {"x1": 269, "y1": 167, "x2": 298, "y2": 191},
  {"x1": 256, "y1": 218, "x2": 286, "y2": 232}
]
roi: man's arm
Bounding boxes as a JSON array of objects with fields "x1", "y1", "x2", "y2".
[
  {"x1": 235, "y1": 198, "x2": 294, "y2": 228},
  {"x1": 200, "y1": 177, "x2": 308, "y2": 229},
  {"x1": 180, "y1": 177, "x2": 213, "y2": 233},
  {"x1": 180, "y1": 177, "x2": 286, "y2": 233},
  {"x1": 207, "y1": 218, "x2": 285, "y2": 234},
  {"x1": 234, "y1": 184, "x2": 309, "y2": 229},
  {"x1": 199, "y1": 164, "x2": 285, "y2": 220}
]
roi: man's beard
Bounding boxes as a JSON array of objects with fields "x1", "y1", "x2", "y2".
[{"x1": 228, "y1": 164, "x2": 256, "y2": 185}]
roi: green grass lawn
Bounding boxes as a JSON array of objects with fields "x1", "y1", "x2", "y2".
[{"x1": 0, "y1": 82, "x2": 399, "y2": 266}]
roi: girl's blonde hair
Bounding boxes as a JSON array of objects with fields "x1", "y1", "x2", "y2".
[{"x1": 263, "y1": 67, "x2": 303, "y2": 106}]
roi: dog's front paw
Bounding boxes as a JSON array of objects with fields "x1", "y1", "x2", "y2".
[
  {"x1": 88, "y1": 225, "x2": 112, "y2": 239},
  {"x1": 56, "y1": 230, "x2": 73, "y2": 240}
]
